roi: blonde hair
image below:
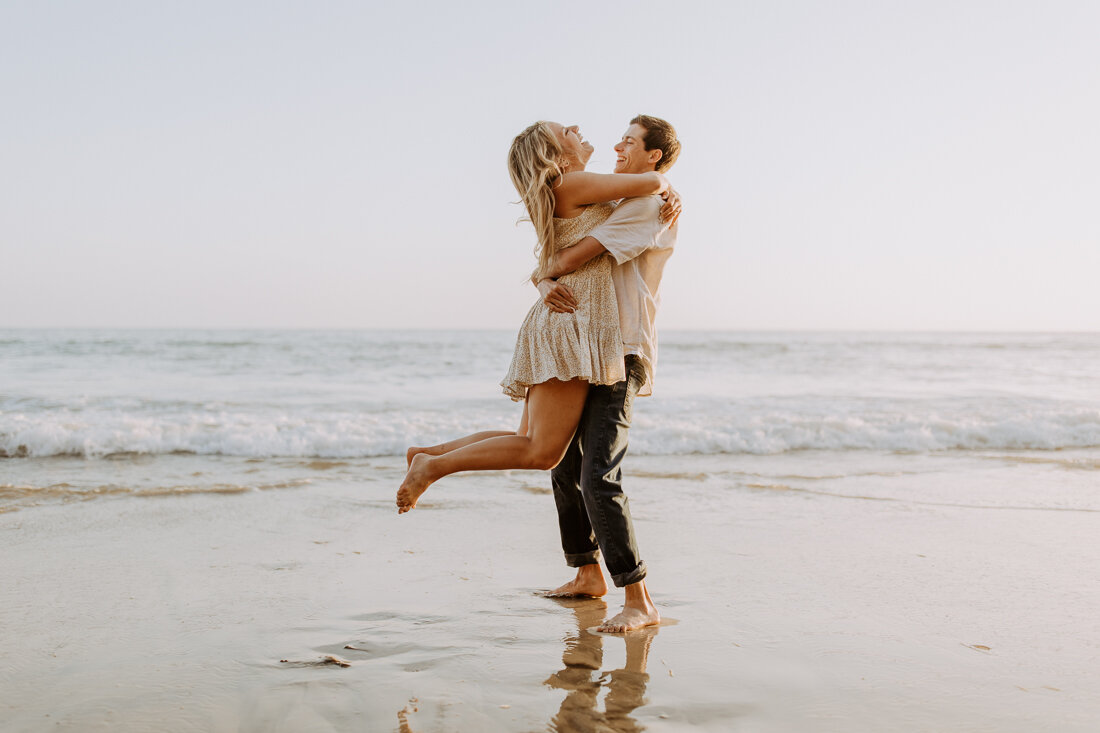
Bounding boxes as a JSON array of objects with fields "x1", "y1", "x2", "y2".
[{"x1": 507, "y1": 121, "x2": 565, "y2": 280}]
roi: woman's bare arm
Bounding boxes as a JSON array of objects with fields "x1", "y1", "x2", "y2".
[{"x1": 555, "y1": 171, "x2": 668, "y2": 213}]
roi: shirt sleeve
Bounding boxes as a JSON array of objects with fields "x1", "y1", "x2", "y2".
[{"x1": 586, "y1": 196, "x2": 663, "y2": 265}]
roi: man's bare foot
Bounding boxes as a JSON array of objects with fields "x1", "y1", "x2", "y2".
[
  {"x1": 598, "y1": 580, "x2": 660, "y2": 633},
  {"x1": 396, "y1": 453, "x2": 435, "y2": 514},
  {"x1": 598, "y1": 605, "x2": 660, "y2": 633},
  {"x1": 542, "y1": 564, "x2": 608, "y2": 598}
]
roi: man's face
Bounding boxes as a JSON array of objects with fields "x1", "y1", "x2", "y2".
[{"x1": 613, "y1": 123, "x2": 659, "y2": 174}]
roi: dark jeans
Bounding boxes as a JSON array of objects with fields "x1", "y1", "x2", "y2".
[{"x1": 551, "y1": 355, "x2": 647, "y2": 588}]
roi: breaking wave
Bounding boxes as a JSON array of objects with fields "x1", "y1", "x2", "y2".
[{"x1": 3, "y1": 397, "x2": 1098, "y2": 458}]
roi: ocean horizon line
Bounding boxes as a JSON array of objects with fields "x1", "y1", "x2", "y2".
[{"x1": 3, "y1": 325, "x2": 1099, "y2": 335}]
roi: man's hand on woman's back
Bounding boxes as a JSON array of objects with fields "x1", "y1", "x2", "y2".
[{"x1": 537, "y1": 279, "x2": 579, "y2": 314}]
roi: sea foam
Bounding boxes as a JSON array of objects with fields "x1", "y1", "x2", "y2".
[
  {"x1": 3, "y1": 398, "x2": 1098, "y2": 458},
  {"x1": 4, "y1": 329, "x2": 1099, "y2": 459}
]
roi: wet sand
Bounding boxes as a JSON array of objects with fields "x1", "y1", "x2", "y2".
[{"x1": 2, "y1": 453, "x2": 1099, "y2": 731}]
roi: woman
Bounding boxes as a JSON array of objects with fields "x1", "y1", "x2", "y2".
[{"x1": 396, "y1": 121, "x2": 673, "y2": 513}]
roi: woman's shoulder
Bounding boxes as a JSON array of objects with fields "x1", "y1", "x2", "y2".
[{"x1": 552, "y1": 171, "x2": 615, "y2": 217}]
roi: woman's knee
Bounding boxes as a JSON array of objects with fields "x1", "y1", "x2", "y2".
[{"x1": 526, "y1": 443, "x2": 566, "y2": 471}]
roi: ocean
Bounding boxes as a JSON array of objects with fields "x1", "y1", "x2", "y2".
[{"x1": 2, "y1": 328, "x2": 1100, "y2": 514}]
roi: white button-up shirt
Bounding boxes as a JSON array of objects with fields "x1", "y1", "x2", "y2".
[{"x1": 587, "y1": 194, "x2": 677, "y2": 396}]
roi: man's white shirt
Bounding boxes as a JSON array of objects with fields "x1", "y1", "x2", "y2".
[{"x1": 586, "y1": 193, "x2": 677, "y2": 397}]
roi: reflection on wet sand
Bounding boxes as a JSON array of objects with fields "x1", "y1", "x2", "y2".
[{"x1": 545, "y1": 597, "x2": 657, "y2": 733}]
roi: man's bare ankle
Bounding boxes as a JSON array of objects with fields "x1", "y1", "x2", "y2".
[{"x1": 623, "y1": 580, "x2": 655, "y2": 610}]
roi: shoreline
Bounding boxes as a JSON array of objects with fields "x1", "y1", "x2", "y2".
[{"x1": 2, "y1": 453, "x2": 1098, "y2": 731}]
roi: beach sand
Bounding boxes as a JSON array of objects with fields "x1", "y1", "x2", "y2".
[{"x1": 2, "y1": 452, "x2": 1098, "y2": 731}]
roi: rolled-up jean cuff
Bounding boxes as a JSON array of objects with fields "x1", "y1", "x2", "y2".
[
  {"x1": 611, "y1": 561, "x2": 647, "y2": 588},
  {"x1": 566, "y1": 551, "x2": 600, "y2": 568}
]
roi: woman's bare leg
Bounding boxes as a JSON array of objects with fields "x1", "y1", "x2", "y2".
[
  {"x1": 396, "y1": 380, "x2": 587, "y2": 513},
  {"x1": 407, "y1": 431, "x2": 514, "y2": 467},
  {"x1": 405, "y1": 403, "x2": 531, "y2": 466}
]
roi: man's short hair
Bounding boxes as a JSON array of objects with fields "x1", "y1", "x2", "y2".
[{"x1": 631, "y1": 114, "x2": 681, "y2": 172}]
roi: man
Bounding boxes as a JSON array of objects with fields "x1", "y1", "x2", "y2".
[{"x1": 536, "y1": 114, "x2": 681, "y2": 633}]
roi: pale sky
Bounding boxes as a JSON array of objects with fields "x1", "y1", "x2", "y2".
[{"x1": 2, "y1": 1, "x2": 1098, "y2": 331}]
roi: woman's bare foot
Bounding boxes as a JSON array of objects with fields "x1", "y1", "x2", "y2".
[
  {"x1": 597, "y1": 580, "x2": 660, "y2": 633},
  {"x1": 396, "y1": 453, "x2": 435, "y2": 514},
  {"x1": 542, "y1": 564, "x2": 608, "y2": 598},
  {"x1": 406, "y1": 445, "x2": 445, "y2": 468}
]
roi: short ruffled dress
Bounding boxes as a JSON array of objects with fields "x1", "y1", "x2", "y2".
[{"x1": 501, "y1": 202, "x2": 625, "y2": 401}]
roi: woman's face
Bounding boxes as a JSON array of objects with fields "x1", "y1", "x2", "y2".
[{"x1": 550, "y1": 122, "x2": 594, "y2": 170}]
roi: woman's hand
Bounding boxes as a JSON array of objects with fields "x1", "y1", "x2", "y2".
[
  {"x1": 537, "y1": 279, "x2": 579, "y2": 313},
  {"x1": 660, "y1": 185, "x2": 682, "y2": 226}
]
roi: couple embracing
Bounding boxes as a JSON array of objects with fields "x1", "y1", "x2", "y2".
[{"x1": 398, "y1": 115, "x2": 681, "y2": 633}]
